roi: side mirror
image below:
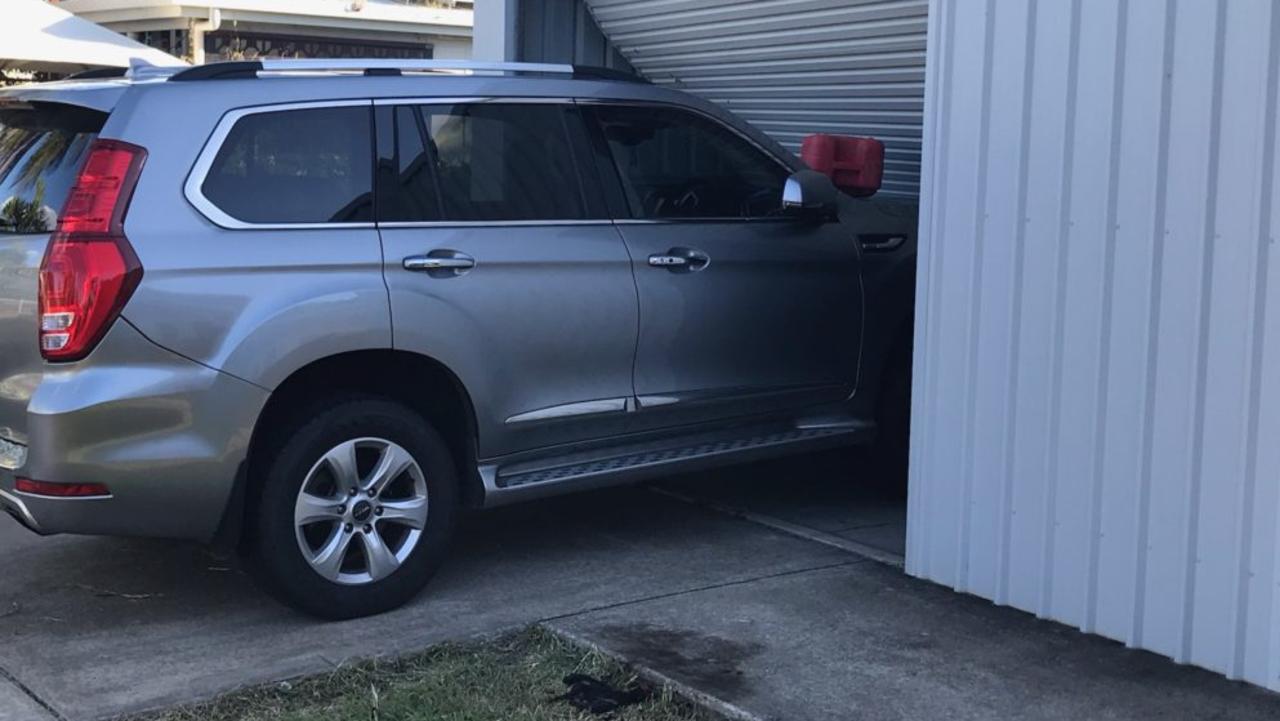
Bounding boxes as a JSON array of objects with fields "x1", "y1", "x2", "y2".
[
  {"x1": 782, "y1": 170, "x2": 838, "y2": 220},
  {"x1": 800, "y1": 134, "x2": 885, "y2": 197}
]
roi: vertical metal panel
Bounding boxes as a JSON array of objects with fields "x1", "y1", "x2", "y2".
[
  {"x1": 516, "y1": 0, "x2": 634, "y2": 71},
  {"x1": 910, "y1": 0, "x2": 1280, "y2": 690},
  {"x1": 581, "y1": 0, "x2": 928, "y2": 198}
]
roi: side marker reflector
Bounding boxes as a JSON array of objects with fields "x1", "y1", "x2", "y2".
[{"x1": 15, "y1": 478, "x2": 111, "y2": 498}]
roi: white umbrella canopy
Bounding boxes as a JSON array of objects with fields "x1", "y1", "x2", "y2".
[{"x1": 1, "y1": 0, "x2": 186, "y2": 73}]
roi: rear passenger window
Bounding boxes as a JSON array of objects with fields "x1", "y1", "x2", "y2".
[
  {"x1": 376, "y1": 104, "x2": 586, "y2": 222},
  {"x1": 201, "y1": 106, "x2": 373, "y2": 224}
]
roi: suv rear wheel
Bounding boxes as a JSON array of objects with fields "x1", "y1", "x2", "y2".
[{"x1": 248, "y1": 397, "x2": 458, "y2": 619}]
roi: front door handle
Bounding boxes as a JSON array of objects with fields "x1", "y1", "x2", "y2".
[
  {"x1": 404, "y1": 251, "x2": 475, "y2": 277},
  {"x1": 858, "y1": 233, "x2": 908, "y2": 252},
  {"x1": 648, "y1": 248, "x2": 710, "y2": 273}
]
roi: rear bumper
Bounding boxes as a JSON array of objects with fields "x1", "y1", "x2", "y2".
[
  {"x1": 0, "y1": 320, "x2": 269, "y2": 542},
  {"x1": 0, "y1": 482, "x2": 44, "y2": 534}
]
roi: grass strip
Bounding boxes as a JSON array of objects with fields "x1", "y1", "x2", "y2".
[{"x1": 132, "y1": 626, "x2": 721, "y2": 721}]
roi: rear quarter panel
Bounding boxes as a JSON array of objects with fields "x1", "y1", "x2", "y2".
[
  {"x1": 107, "y1": 86, "x2": 390, "y2": 390},
  {"x1": 0, "y1": 235, "x2": 43, "y2": 445},
  {"x1": 19, "y1": 319, "x2": 268, "y2": 540}
]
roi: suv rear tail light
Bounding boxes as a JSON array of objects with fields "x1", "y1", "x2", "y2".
[{"x1": 39, "y1": 139, "x2": 146, "y2": 362}]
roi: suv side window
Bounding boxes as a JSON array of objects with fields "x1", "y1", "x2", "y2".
[
  {"x1": 588, "y1": 105, "x2": 790, "y2": 220},
  {"x1": 201, "y1": 105, "x2": 373, "y2": 224},
  {"x1": 376, "y1": 103, "x2": 588, "y2": 222}
]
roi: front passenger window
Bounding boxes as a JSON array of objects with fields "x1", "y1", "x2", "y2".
[{"x1": 590, "y1": 105, "x2": 790, "y2": 220}]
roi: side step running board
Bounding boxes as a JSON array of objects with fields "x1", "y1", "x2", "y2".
[{"x1": 479, "y1": 421, "x2": 872, "y2": 507}]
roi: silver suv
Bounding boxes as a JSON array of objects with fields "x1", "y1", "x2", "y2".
[{"x1": 0, "y1": 60, "x2": 916, "y2": 618}]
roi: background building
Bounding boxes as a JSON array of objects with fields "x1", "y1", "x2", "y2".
[
  {"x1": 3, "y1": 0, "x2": 185, "y2": 81},
  {"x1": 54, "y1": 0, "x2": 473, "y2": 64},
  {"x1": 485, "y1": 0, "x2": 1280, "y2": 693}
]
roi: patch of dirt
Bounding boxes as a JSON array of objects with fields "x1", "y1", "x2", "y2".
[{"x1": 593, "y1": 623, "x2": 764, "y2": 699}]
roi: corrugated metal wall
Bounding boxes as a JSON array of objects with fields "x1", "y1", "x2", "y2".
[
  {"x1": 908, "y1": 0, "x2": 1280, "y2": 689},
  {"x1": 581, "y1": 0, "x2": 928, "y2": 198},
  {"x1": 516, "y1": 0, "x2": 634, "y2": 71}
]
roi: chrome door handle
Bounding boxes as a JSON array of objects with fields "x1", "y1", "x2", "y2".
[
  {"x1": 648, "y1": 248, "x2": 710, "y2": 273},
  {"x1": 404, "y1": 255, "x2": 475, "y2": 271},
  {"x1": 648, "y1": 255, "x2": 690, "y2": 267}
]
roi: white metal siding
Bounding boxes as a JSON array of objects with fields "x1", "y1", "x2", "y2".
[
  {"x1": 582, "y1": 0, "x2": 928, "y2": 198},
  {"x1": 909, "y1": 0, "x2": 1280, "y2": 689}
]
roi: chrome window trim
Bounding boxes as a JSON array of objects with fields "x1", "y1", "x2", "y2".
[
  {"x1": 187, "y1": 96, "x2": 800, "y2": 230},
  {"x1": 184, "y1": 99, "x2": 377, "y2": 231},
  {"x1": 372, "y1": 96, "x2": 573, "y2": 106}
]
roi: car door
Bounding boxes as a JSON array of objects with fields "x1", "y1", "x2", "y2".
[
  {"x1": 584, "y1": 102, "x2": 864, "y2": 429},
  {"x1": 375, "y1": 101, "x2": 639, "y2": 458}
]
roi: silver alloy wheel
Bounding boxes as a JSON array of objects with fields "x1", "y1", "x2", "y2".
[{"x1": 293, "y1": 437, "x2": 429, "y2": 586}]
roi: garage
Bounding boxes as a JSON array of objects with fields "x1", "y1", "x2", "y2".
[{"x1": 478, "y1": 0, "x2": 1280, "y2": 691}]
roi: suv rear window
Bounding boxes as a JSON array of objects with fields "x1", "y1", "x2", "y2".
[
  {"x1": 201, "y1": 105, "x2": 374, "y2": 224},
  {"x1": 0, "y1": 104, "x2": 105, "y2": 234}
]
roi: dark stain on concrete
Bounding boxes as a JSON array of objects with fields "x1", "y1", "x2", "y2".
[{"x1": 593, "y1": 622, "x2": 764, "y2": 699}]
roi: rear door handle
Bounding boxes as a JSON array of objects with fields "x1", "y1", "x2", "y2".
[
  {"x1": 404, "y1": 256, "x2": 475, "y2": 271},
  {"x1": 648, "y1": 255, "x2": 689, "y2": 267},
  {"x1": 403, "y1": 251, "x2": 475, "y2": 277},
  {"x1": 648, "y1": 248, "x2": 710, "y2": 273}
]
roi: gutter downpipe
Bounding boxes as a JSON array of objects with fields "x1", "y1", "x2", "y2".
[{"x1": 186, "y1": 8, "x2": 222, "y2": 65}]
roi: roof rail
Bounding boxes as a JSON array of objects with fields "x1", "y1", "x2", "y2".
[
  {"x1": 65, "y1": 67, "x2": 129, "y2": 80},
  {"x1": 571, "y1": 65, "x2": 648, "y2": 83},
  {"x1": 168, "y1": 59, "x2": 646, "y2": 83}
]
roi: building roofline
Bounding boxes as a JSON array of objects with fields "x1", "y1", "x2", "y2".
[{"x1": 55, "y1": 0, "x2": 473, "y2": 37}]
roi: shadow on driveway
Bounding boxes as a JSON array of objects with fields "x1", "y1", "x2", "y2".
[
  {"x1": 0, "y1": 465, "x2": 856, "y2": 721},
  {"x1": 659, "y1": 447, "x2": 907, "y2": 557},
  {"x1": 5, "y1": 451, "x2": 1277, "y2": 721}
]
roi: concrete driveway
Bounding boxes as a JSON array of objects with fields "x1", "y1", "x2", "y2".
[
  {"x1": 0, "y1": 460, "x2": 857, "y2": 721},
  {"x1": 3, "y1": 451, "x2": 1279, "y2": 721}
]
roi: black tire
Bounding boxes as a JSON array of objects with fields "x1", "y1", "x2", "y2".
[
  {"x1": 247, "y1": 396, "x2": 458, "y2": 620},
  {"x1": 872, "y1": 356, "x2": 912, "y2": 499}
]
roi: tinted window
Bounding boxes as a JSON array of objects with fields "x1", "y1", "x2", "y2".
[
  {"x1": 202, "y1": 106, "x2": 373, "y2": 224},
  {"x1": 376, "y1": 104, "x2": 586, "y2": 222},
  {"x1": 376, "y1": 105, "x2": 442, "y2": 222},
  {"x1": 591, "y1": 105, "x2": 789, "y2": 219},
  {"x1": 0, "y1": 105, "x2": 104, "y2": 234}
]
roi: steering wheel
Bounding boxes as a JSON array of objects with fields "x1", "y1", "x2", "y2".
[{"x1": 643, "y1": 180, "x2": 708, "y2": 217}]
